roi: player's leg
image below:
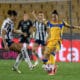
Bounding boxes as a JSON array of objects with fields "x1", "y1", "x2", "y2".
[
  {"x1": 42, "y1": 41, "x2": 57, "y2": 75},
  {"x1": 32, "y1": 41, "x2": 39, "y2": 67},
  {"x1": 21, "y1": 44, "x2": 33, "y2": 70},
  {"x1": 46, "y1": 40, "x2": 61, "y2": 75},
  {"x1": 25, "y1": 38, "x2": 36, "y2": 63},
  {"x1": 43, "y1": 49, "x2": 56, "y2": 75},
  {"x1": 37, "y1": 45, "x2": 43, "y2": 59},
  {"x1": 12, "y1": 53, "x2": 23, "y2": 73},
  {"x1": 32, "y1": 42, "x2": 39, "y2": 53},
  {"x1": 32, "y1": 40, "x2": 45, "y2": 67},
  {"x1": 37, "y1": 40, "x2": 45, "y2": 60},
  {"x1": 12, "y1": 37, "x2": 24, "y2": 73},
  {"x1": 10, "y1": 43, "x2": 33, "y2": 70},
  {"x1": 47, "y1": 53, "x2": 55, "y2": 65},
  {"x1": 28, "y1": 39, "x2": 39, "y2": 67},
  {"x1": 20, "y1": 36, "x2": 32, "y2": 69},
  {"x1": 42, "y1": 47, "x2": 50, "y2": 64}
]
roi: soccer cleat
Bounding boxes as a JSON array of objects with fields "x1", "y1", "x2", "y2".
[
  {"x1": 48, "y1": 65, "x2": 57, "y2": 75},
  {"x1": 48, "y1": 69, "x2": 55, "y2": 75},
  {"x1": 42, "y1": 64, "x2": 48, "y2": 71},
  {"x1": 53, "y1": 65, "x2": 58, "y2": 74},
  {"x1": 29, "y1": 65, "x2": 34, "y2": 70},
  {"x1": 48, "y1": 65, "x2": 58, "y2": 76},
  {"x1": 33, "y1": 61, "x2": 39, "y2": 67},
  {"x1": 42, "y1": 64, "x2": 46, "y2": 69},
  {"x1": 12, "y1": 66, "x2": 21, "y2": 74}
]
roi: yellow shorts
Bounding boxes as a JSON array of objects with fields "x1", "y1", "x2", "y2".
[{"x1": 46, "y1": 39, "x2": 61, "y2": 54}]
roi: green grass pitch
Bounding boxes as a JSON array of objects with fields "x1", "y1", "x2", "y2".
[{"x1": 0, "y1": 60, "x2": 80, "y2": 80}]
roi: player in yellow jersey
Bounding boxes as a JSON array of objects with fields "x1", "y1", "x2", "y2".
[{"x1": 42, "y1": 10, "x2": 80, "y2": 75}]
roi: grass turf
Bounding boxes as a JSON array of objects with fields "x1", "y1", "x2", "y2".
[{"x1": 0, "y1": 60, "x2": 80, "y2": 80}]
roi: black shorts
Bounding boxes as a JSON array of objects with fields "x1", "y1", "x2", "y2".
[
  {"x1": 19, "y1": 36, "x2": 30, "y2": 43},
  {"x1": 2, "y1": 39, "x2": 14, "y2": 48},
  {"x1": 35, "y1": 39, "x2": 45, "y2": 46}
]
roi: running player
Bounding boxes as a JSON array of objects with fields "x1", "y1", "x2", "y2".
[
  {"x1": 42, "y1": 10, "x2": 80, "y2": 75},
  {"x1": 18, "y1": 12, "x2": 33, "y2": 43},
  {"x1": 15, "y1": 12, "x2": 37, "y2": 70},
  {"x1": 32, "y1": 11, "x2": 48, "y2": 66},
  {"x1": 1, "y1": 10, "x2": 34, "y2": 74}
]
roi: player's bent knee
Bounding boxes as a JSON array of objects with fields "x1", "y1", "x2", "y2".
[
  {"x1": 44, "y1": 47, "x2": 51, "y2": 55},
  {"x1": 10, "y1": 43, "x2": 22, "y2": 52},
  {"x1": 43, "y1": 53, "x2": 50, "y2": 60}
]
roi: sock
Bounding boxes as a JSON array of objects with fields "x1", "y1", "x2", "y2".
[
  {"x1": 37, "y1": 45, "x2": 43, "y2": 59},
  {"x1": 14, "y1": 53, "x2": 23, "y2": 69},
  {"x1": 32, "y1": 53, "x2": 38, "y2": 61},
  {"x1": 47, "y1": 54, "x2": 55, "y2": 65},
  {"x1": 28, "y1": 39, "x2": 34, "y2": 49},
  {"x1": 50, "y1": 64, "x2": 54, "y2": 70},
  {"x1": 51, "y1": 52, "x2": 55, "y2": 56},
  {"x1": 27, "y1": 49, "x2": 32, "y2": 59},
  {"x1": 21, "y1": 43, "x2": 33, "y2": 68},
  {"x1": 28, "y1": 40, "x2": 38, "y2": 61},
  {"x1": 42, "y1": 59, "x2": 48, "y2": 64}
]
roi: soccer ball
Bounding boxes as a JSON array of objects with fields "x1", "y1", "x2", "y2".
[{"x1": 43, "y1": 64, "x2": 52, "y2": 72}]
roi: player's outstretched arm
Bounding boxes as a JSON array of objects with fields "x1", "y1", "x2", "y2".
[
  {"x1": 72, "y1": 25, "x2": 80, "y2": 29},
  {"x1": 32, "y1": 10, "x2": 38, "y2": 20},
  {"x1": 13, "y1": 29, "x2": 27, "y2": 37},
  {"x1": 63, "y1": 21, "x2": 80, "y2": 29}
]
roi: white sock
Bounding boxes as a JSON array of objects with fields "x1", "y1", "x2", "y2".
[
  {"x1": 21, "y1": 43, "x2": 33, "y2": 68},
  {"x1": 34, "y1": 60, "x2": 39, "y2": 67},
  {"x1": 50, "y1": 64, "x2": 54, "y2": 70},
  {"x1": 14, "y1": 53, "x2": 23, "y2": 69},
  {"x1": 45, "y1": 64, "x2": 54, "y2": 71},
  {"x1": 37, "y1": 45, "x2": 43, "y2": 59}
]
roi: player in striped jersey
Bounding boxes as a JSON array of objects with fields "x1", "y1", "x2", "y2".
[
  {"x1": 1, "y1": 10, "x2": 34, "y2": 73},
  {"x1": 31, "y1": 11, "x2": 48, "y2": 66}
]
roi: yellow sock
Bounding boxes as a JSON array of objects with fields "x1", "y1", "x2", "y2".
[{"x1": 47, "y1": 54, "x2": 55, "y2": 65}]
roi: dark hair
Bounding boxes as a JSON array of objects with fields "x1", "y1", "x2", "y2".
[
  {"x1": 7, "y1": 10, "x2": 17, "y2": 16},
  {"x1": 52, "y1": 10, "x2": 58, "y2": 15},
  {"x1": 24, "y1": 10, "x2": 26, "y2": 14},
  {"x1": 38, "y1": 11, "x2": 43, "y2": 14}
]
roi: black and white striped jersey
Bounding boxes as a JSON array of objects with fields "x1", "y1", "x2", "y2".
[
  {"x1": 1, "y1": 18, "x2": 14, "y2": 40},
  {"x1": 33, "y1": 20, "x2": 47, "y2": 41}
]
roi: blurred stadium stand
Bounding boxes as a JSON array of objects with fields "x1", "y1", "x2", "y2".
[{"x1": 0, "y1": 0, "x2": 80, "y2": 39}]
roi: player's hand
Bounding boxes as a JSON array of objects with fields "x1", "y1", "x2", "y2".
[
  {"x1": 23, "y1": 33, "x2": 27, "y2": 37},
  {"x1": 32, "y1": 10, "x2": 35, "y2": 15}
]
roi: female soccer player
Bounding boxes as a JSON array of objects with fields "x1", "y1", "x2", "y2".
[
  {"x1": 31, "y1": 11, "x2": 48, "y2": 66},
  {"x1": 1, "y1": 10, "x2": 34, "y2": 73},
  {"x1": 42, "y1": 10, "x2": 80, "y2": 75}
]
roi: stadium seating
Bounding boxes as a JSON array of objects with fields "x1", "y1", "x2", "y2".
[{"x1": 0, "y1": 0, "x2": 80, "y2": 33}]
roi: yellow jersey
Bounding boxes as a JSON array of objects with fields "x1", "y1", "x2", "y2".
[{"x1": 47, "y1": 20, "x2": 64, "y2": 41}]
